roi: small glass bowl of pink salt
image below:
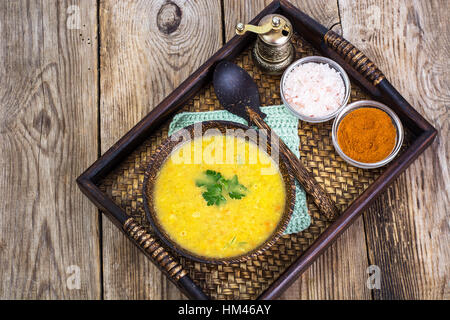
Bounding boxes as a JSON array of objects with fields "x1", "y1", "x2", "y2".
[{"x1": 281, "y1": 56, "x2": 351, "y2": 123}]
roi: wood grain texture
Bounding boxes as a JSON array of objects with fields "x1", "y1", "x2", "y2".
[
  {"x1": 223, "y1": 0, "x2": 371, "y2": 300},
  {"x1": 339, "y1": 0, "x2": 449, "y2": 299},
  {"x1": 99, "y1": 0, "x2": 223, "y2": 299},
  {"x1": 0, "y1": 0, "x2": 447, "y2": 300},
  {"x1": 0, "y1": 0, "x2": 100, "y2": 299}
]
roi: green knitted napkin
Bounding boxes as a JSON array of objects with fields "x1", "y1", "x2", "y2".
[{"x1": 168, "y1": 105, "x2": 310, "y2": 234}]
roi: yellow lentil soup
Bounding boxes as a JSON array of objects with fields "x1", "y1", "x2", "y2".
[{"x1": 153, "y1": 134, "x2": 286, "y2": 259}]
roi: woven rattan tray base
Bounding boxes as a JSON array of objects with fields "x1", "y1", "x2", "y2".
[{"x1": 99, "y1": 33, "x2": 407, "y2": 300}]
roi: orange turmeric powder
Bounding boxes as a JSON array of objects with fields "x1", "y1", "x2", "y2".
[{"x1": 337, "y1": 108, "x2": 397, "y2": 163}]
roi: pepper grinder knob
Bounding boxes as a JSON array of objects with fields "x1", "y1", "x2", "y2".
[
  {"x1": 271, "y1": 16, "x2": 281, "y2": 27},
  {"x1": 236, "y1": 22, "x2": 245, "y2": 33}
]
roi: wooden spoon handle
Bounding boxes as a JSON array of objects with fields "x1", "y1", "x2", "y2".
[{"x1": 247, "y1": 108, "x2": 339, "y2": 220}]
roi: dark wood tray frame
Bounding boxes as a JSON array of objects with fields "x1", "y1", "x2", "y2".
[{"x1": 77, "y1": 0, "x2": 437, "y2": 300}]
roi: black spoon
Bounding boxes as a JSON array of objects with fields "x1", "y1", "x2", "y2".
[{"x1": 213, "y1": 60, "x2": 339, "y2": 220}]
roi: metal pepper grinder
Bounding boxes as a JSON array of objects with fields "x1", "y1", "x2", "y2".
[{"x1": 236, "y1": 14, "x2": 295, "y2": 75}]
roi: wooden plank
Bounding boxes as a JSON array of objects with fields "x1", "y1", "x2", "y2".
[
  {"x1": 99, "y1": 0, "x2": 223, "y2": 299},
  {"x1": 340, "y1": 0, "x2": 449, "y2": 299},
  {"x1": 0, "y1": 0, "x2": 100, "y2": 299},
  {"x1": 223, "y1": 0, "x2": 371, "y2": 300},
  {"x1": 279, "y1": 218, "x2": 373, "y2": 299}
]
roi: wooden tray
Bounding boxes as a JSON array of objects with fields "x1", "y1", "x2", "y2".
[{"x1": 77, "y1": 0, "x2": 437, "y2": 300}]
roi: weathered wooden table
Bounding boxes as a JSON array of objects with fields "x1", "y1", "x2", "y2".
[{"x1": 0, "y1": 0, "x2": 448, "y2": 300}]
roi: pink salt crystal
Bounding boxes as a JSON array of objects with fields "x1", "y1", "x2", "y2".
[{"x1": 283, "y1": 62, "x2": 345, "y2": 118}]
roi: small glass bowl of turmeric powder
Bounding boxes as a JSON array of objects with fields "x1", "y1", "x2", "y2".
[{"x1": 332, "y1": 100, "x2": 404, "y2": 169}]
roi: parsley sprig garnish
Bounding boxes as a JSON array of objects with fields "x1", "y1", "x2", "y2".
[{"x1": 196, "y1": 170, "x2": 248, "y2": 206}]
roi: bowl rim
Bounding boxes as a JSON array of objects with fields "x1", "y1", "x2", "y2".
[
  {"x1": 331, "y1": 100, "x2": 405, "y2": 169},
  {"x1": 280, "y1": 55, "x2": 351, "y2": 123},
  {"x1": 142, "y1": 120, "x2": 296, "y2": 264}
]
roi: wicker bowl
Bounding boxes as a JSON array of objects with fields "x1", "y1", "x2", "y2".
[{"x1": 142, "y1": 121, "x2": 296, "y2": 264}]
